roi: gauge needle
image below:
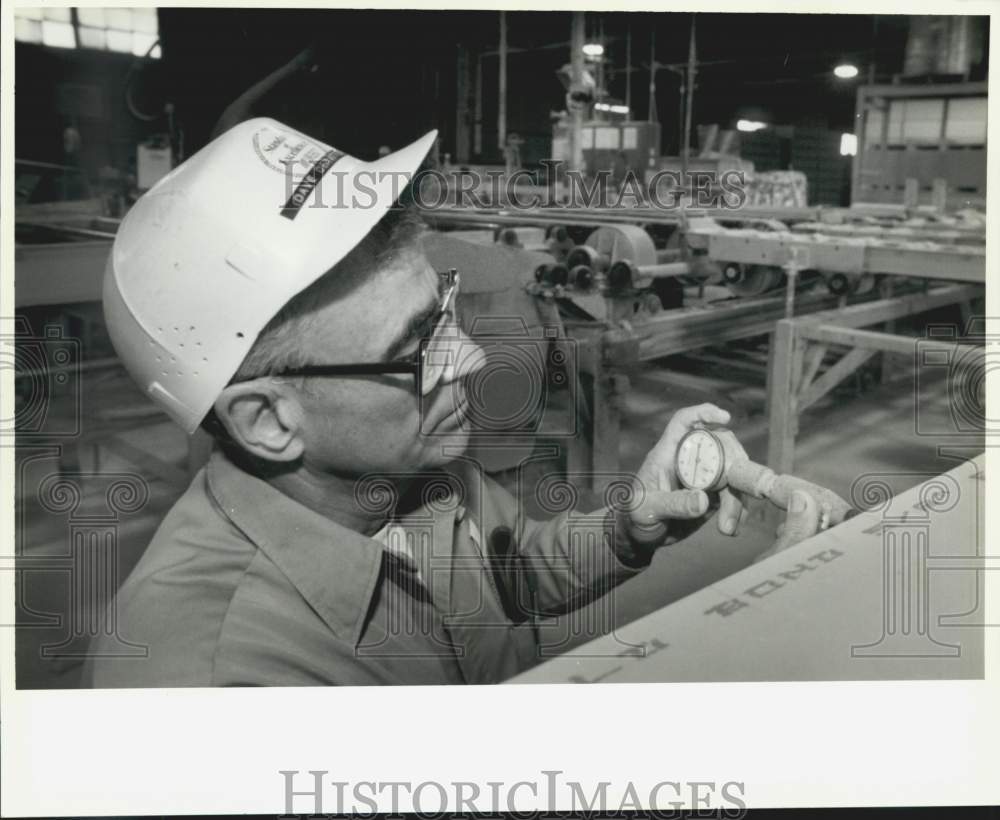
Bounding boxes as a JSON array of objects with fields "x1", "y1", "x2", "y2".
[{"x1": 694, "y1": 441, "x2": 702, "y2": 473}]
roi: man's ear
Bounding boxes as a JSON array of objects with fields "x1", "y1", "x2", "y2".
[{"x1": 213, "y1": 380, "x2": 305, "y2": 463}]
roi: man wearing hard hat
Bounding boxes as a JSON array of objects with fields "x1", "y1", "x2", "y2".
[{"x1": 86, "y1": 119, "x2": 833, "y2": 687}]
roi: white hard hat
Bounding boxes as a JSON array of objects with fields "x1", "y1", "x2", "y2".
[{"x1": 104, "y1": 118, "x2": 437, "y2": 434}]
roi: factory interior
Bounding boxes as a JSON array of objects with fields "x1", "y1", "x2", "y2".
[{"x1": 11, "y1": 9, "x2": 989, "y2": 688}]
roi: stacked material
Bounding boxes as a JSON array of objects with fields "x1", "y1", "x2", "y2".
[{"x1": 744, "y1": 170, "x2": 809, "y2": 209}]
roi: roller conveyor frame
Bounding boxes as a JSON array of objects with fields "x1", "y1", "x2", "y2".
[
  {"x1": 687, "y1": 225, "x2": 985, "y2": 284},
  {"x1": 423, "y1": 205, "x2": 986, "y2": 492}
]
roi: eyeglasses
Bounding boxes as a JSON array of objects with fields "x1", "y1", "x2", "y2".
[{"x1": 253, "y1": 269, "x2": 460, "y2": 397}]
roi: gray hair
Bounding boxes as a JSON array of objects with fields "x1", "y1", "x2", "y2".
[
  {"x1": 232, "y1": 204, "x2": 426, "y2": 382},
  {"x1": 201, "y1": 204, "x2": 426, "y2": 451}
]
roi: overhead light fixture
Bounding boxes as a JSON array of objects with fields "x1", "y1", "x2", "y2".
[
  {"x1": 595, "y1": 102, "x2": 630, "y2": 115},
  {"x1": 833, "y1": 64, "x2": 859, "y2": 79},
  {"x1": 582, "y1": 43, "x2": 604, "y2": 58},
  {"x1": 840, "y1": 133, "x2": 858, "y2": 156},
  {"x1": 736, "y1": 119, "x2": 767, "y2": 132}
]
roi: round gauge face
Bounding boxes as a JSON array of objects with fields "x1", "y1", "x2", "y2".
[{"x1": 675, "y1": 429, "x2": 725, "y2": 491}]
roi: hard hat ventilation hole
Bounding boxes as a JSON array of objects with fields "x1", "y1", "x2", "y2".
[{"x1": 236, "y1": 332, "x2": 245, "y2": 338}]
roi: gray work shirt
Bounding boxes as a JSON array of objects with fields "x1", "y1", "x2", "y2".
[{"x1": 84, "y1": 451, "x2": 644, "y2": 686}]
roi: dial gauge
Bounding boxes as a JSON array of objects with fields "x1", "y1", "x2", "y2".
[{"x1": 675, "y1": 428, "x2": 726, "y2": 491}]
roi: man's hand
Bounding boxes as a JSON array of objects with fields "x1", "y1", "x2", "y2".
[
  {"x1": 754, "y1": 484, "x2": 853, "y2": 563},
  {"x1": 625, "y1": 403, "x2": 746, "y2": 547}
]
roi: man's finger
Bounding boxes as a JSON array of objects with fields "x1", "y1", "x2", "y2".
[
  {"x1": 772, "y1": 490, "x2": 821, "y2": 553},
  {"x1": 718, "y1": 486, "x2": 744, "y2": 536},
  {"x1": 776, "y1": 475, "x2": 853, "y2": 526},
  {"x1": 666, "y1": 403, "x2": 732, "y2": 439},
  {"x1": 638, "y1": 489, "x2": 710, "y2": 522}
]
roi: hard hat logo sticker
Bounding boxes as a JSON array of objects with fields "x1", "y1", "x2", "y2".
[
  {"x1": 280, "y1": 149, "x2": 346, "y2": 220},
  {"x1": 252, "y1": 126, "x2": 327, "y2": 175}
]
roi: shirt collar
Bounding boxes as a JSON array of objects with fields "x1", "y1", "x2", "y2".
[{"x1": 205, "y1": 450, "x2": 385, "y2": 647}]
